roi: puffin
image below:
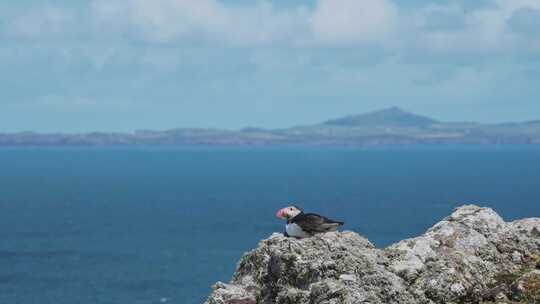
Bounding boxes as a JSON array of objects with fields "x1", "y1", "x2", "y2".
[{"x1": 276, "y1": 205, "x2": 344, "y2": 238}]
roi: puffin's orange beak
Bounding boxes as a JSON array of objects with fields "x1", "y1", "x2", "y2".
[{"x1": 276, "y1": 208, "x2": 286, "y2": 219}]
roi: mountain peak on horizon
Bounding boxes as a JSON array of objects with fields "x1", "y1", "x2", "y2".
[{"x1": 323, "y1": 107, "x2": 438, "y2": 127}]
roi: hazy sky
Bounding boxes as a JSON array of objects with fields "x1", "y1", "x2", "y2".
[{"x1": 1, "y1": 0, "x2": 539, "y2": 132}]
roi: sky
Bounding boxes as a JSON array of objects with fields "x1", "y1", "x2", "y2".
[{"x1": 1, "y1": 0, "x2": 539, "y2": 132}]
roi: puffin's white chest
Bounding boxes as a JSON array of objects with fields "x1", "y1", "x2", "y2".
[{"x1": 286, "y1": 223, "x2": 310, "y2": 238}]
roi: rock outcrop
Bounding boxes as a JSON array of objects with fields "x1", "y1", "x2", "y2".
[{"x1": 204, "y1": 205, "x2": 540, "y2": 304}]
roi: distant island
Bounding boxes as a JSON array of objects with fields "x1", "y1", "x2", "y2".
[{"x1": 2, "y1": 107, "x2": 540, "y2": 146}]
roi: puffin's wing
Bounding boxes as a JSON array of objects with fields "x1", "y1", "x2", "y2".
[{"x1": 291, "y1": 213, "x2": 344, "y2": 234}]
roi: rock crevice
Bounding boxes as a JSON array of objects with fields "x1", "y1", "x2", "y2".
[{"x1": 205, "y1": 205, "x2": 540, "y2": 304}]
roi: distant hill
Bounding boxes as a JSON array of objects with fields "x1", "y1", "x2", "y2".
[
  {"x1": 525, "y1": 120, "x2": 540, "y2": 125},
  {"x1": 1, "y1": 108, "x2": 539, "y2": 146},
  {"x1": 324, "y1": 107, "x2": 437, "y2": 127}
]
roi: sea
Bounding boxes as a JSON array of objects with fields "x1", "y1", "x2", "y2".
[{"x1": 1, "y1": 146, "x2": 539, "y2": 304}]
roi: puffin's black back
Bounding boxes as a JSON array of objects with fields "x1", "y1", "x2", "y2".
[{"x1": 290, "y1": 213, "x2": 344, "y2": 234}]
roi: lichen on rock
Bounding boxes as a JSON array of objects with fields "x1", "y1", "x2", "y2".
[
  {"x1": 511, "y1": 270, "x2": 540, "y2": 302},
  {"x1": 204, "y1": 205, "x2": 540, "y2": 304}
]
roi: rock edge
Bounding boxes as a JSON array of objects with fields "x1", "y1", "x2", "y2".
[{"x1": 205, "y1": 205, "x2": 540, "y2": 304}]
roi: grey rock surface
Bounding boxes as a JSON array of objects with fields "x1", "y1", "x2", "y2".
[{"x1": 204, "y1": 205, "x2": 540, "y2": 304}]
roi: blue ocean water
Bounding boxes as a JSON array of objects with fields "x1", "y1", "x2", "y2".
[{"x1": 1, "y1": 146, "x2": 539, "y2": 304}]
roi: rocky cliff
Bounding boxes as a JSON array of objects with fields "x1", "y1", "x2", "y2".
[{"x1": 204, "y1": 205, "x2": 540, "y2": 304}]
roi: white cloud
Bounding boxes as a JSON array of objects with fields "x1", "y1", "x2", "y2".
[
  {"x1": 2, "y1": 6, "x2": 77, "y2": 39},
  {"x1": 88, "y1": 0, "x2": 397, "y2": 46},
  {"x1": 399, "y1": 0, "x2": 540, "y2": 56},
  {"x1": 126, "y1": 0, "x2": 230, "y2": 42},
  {"x1": 90, "y1": 0, "x2": 310, "y2": 46},
  {"x1": 1, "y1": 0, "x2": 539, "y2": 53},
  {"x1": 309, "y1": 0, "x2": 398, "y2": 45}
]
